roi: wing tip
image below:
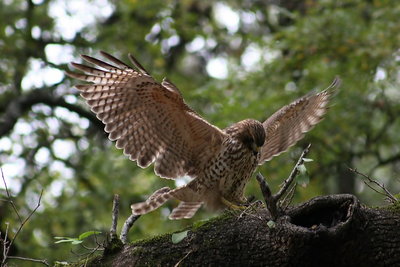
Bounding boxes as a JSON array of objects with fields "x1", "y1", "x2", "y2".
[
  {"x1": 65, "y1": 70, "x2": 79, "y2": 79},
  {"x1": 322, "y1": 76, "x2": 341, "y2": 95},
  {"x1": 330, "y1": 76, "x2": 342, "y2": 89},
  {"x1": 128, "y1": 53, "x2": 150, "y2": 75}
]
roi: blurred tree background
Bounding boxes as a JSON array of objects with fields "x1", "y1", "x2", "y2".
[{"x1": 1, "y1": 0, "x2": 399, "y2": 264}]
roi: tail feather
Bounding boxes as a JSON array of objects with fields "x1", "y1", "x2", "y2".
[
  {"x1": 130, "y1": 184, "x2": 204, "y2": 219},
  {"x1": 131, "y1": 187, "x2": 173, "y2": 215},
  {"x1": 169, "y1": 202, "x2": 203, "y2": 220}
]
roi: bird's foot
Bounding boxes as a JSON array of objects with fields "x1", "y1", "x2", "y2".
[{"x1": 221, "y1": 197, "x2": 246, "y2": 210}]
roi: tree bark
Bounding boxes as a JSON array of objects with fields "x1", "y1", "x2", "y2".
[{"x1": 94, "y1": 194, "x2": 400, "y2": 267}]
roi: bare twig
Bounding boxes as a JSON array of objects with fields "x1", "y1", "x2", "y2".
[
  {"x1": 275, "y1": 144, "x2": 311, "y2": 200},
  {"x1": 110, "y1": 194, "x2": 120, "y2": 240},
  {"x1": 71, "y1": 244, "x2": 103, "y2": 257},
  {"x1": 120, "y1": 214, "x2": 141, "y2": 245},
  {"x1": 238, "y1": 201, "x2": 264, "y2": 221},
  {"x1": 93, "y1": 231, "x2": 102, "y2": 247},
  {"x1": 81, "y1": 244, "x2": 102, "y2": 251},
  {"x1": 280, "y1": 182, "x2": 297, "y2": 211},
  {"x1": 256, "y1": 144, "x2": 312, "y2": 220},
  {"x1": 349, "y1": 168, "x2": 397, "y2": 203},
  {"x1": 174, "y1": 250, "x2": 192, "y2": 267},
  {"x1": 7, "y1": 256, "x2": 50, "y2": 266},
  {"x1": 1, "y1": 224, "x2": 10, "y2": 266},
  {"x1": 1, "y1": 168, "x2": 22, "y2": 223},
  {"x1": 1, "y1": 168, "x2": 45, "y2": 267},
  {"x1": 9, "y1": 189, "x2": 43, "y2": 250}
]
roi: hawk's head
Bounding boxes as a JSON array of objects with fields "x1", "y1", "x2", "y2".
[{"x1": 225, "y1": 119, "x2": 266, "y2": 155}]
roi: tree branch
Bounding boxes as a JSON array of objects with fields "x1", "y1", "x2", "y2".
[
  {"x1": 7, "y1": 256, "x2": 49, "y2": 266},
  {"x1": 276, "y1": 144, "x2": 311, "y2": 200},
  {"x1": 349, "y1": 167, "x2": 398, "y2": 203},
  {"x1": 110, "y1": 194, "x2": 120, "y2": 240},
  {"x1": 0, "y1": 87, "x2": 104, "y2": 138},
  {"x1": 256, "y1": 144, "x2": 312, "y2": 220},
  {"x1": 120, "y1": 215, "x2": 141, "y2": 245}
]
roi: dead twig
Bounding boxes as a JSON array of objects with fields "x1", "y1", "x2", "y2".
[
  {"x1": 9, "y1": 189, "x2": 43, "y2": 250},
  {"x1": 1, "y1": 168, "x2": 22, "y2": 223},
  {"x1": 256, "y1": 144, "x2": 311, "y2": 220},
  {"x1": 1, "y1": 224, "x2": 10, "y2": 266},
  {"x1": 275, "y1": 144, "x2": 311, "y2": 200},
  {"x1": 237, "y1": 201, "x2": 264, "y2": 221},
  {"x1": 120, "y1": 214, "x2": 141, "y2": 245},
  {"x1": 349, "y1": 168, "x2": 397, "y2": 204},
  {"x1": 174, "y1": 250, "x2": 192, "y2": 267},
  {"x1": 6, "y1": 256, "x2": 50, "y2": 266},
  {"x1": 110, "y1": 194, "x2": 120, "y2": 240},
  {"x1": 71, "y1": 243, "x2": 103, "y2": 257},
  {"x1": 280, "y1": 181, "x2": 297, "y2": 211},
  {"x1": 1, "y1": 168, "x2": 46, "y2": 267}
]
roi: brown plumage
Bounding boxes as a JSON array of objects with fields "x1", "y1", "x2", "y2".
[{"x1": 67, "y1": 51, "x2": 340, "y2": 220}]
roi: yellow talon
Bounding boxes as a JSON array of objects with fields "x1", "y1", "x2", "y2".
[{"x1": 221, "y1": 197, "x2": 246, "y2": 210}]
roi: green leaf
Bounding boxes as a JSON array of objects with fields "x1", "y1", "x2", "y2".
[
  {"x1": 267, "y1": 220, "x2": 276, "y2": 229},
  {"x1": 54, "y1": 236, "x2": 68, "y2": 240},
  {"x1": 55, "y1": 238, "x2": 78, "y2": 244},
  {"x1": 54, "y1": 231, "x2": 101, "y2": 245},
  {"x1": 297, "y1": 164, "x2": 307, "y2": 174},
  {"x1": 171, "y1": 230, "x2": 189, "y2": 244},
  {"x1": 78, "y1": 230, "x2": 101, "y2": 240},
  {"x1": 54, "y1": 262, "x2": 69, "y2": 265},
  {"x1": 296, "y1": 164, "x2": 310, "y2": 187},
  {"x1": 302, "y1": 158, "x2": 313, "y2": 162}
]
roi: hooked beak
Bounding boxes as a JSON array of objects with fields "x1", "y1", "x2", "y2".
[{"x1": 251, "y1": 143, "x2": 261, "y2": 156}]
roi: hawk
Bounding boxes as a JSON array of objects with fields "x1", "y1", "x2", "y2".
[{"x1": 67, "y1": 51, "x2": 339, "y2": 220}]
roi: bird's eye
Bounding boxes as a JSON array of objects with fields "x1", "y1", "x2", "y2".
[{"x1": 243, "y1": 136, "x2": 254, "y2": 144}]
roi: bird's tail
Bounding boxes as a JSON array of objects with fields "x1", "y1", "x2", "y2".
[
  {"x1": 130, "y1": 185, "x2": 203, "y2": 219},
  {"x1": 131, "y1": 187, "x2": 173, "y2": 215},
  {"x1": 169, "y1": 201, "x2": 203, "y2": 220}
]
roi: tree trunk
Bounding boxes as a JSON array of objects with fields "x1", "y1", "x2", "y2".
[{"x1": 94, "y1": 194, "x2": 400, "y2": 267}]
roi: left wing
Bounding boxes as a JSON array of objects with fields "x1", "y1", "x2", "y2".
[{"x1": 259, "y1": 77, "x2": 340, "y2": 164}]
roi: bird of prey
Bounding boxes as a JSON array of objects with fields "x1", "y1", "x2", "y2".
[{"x1": 67, "y1": 51, "x2": 339, "y2": 220}]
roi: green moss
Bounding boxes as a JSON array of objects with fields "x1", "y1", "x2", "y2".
[
  {"x1": 132, "y1": 231, "x2": 172, "y2": 247},
  {"x1": 54, "y1": 254, "x2": 103, "y2": 267},
  {"x1": 104, "y1": 237, "x2": 124, "y2": 255},
  {"x1": 130, "y1": 212, "x2": 233, "y2": 248},
  {"x1": 385, "y1": 201, "x2": 400, "y2": 212},
  {"x1": 192, "y1": 212, "x2": 232, "y2": 231},
  {"x1": 58, "y1": 213, "x2": 236, "y2": 266}
]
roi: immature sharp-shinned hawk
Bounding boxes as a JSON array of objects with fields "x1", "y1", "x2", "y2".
[{"x1": 67, "y1": 51, "x2": 340, "y2": 220}]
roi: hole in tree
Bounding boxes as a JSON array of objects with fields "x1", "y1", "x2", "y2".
[{"x1": 290, "y1": 199, "x2": 352, "y2": 229}]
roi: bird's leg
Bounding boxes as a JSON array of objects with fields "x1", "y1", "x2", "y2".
[
  {"x1": 242, "y1": 195, "x2": 264, "y2": 208},
  {"x1": 221, "y1": 197, "x2": 246, "y2": 210}
]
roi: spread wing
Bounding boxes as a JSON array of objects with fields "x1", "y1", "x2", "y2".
[
  {"x1": 67, "y1": 51, "x2": 226, "y2": 179},
  {"x1": 259, "y1": 77, "x2": 340, "y2": 163}
]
